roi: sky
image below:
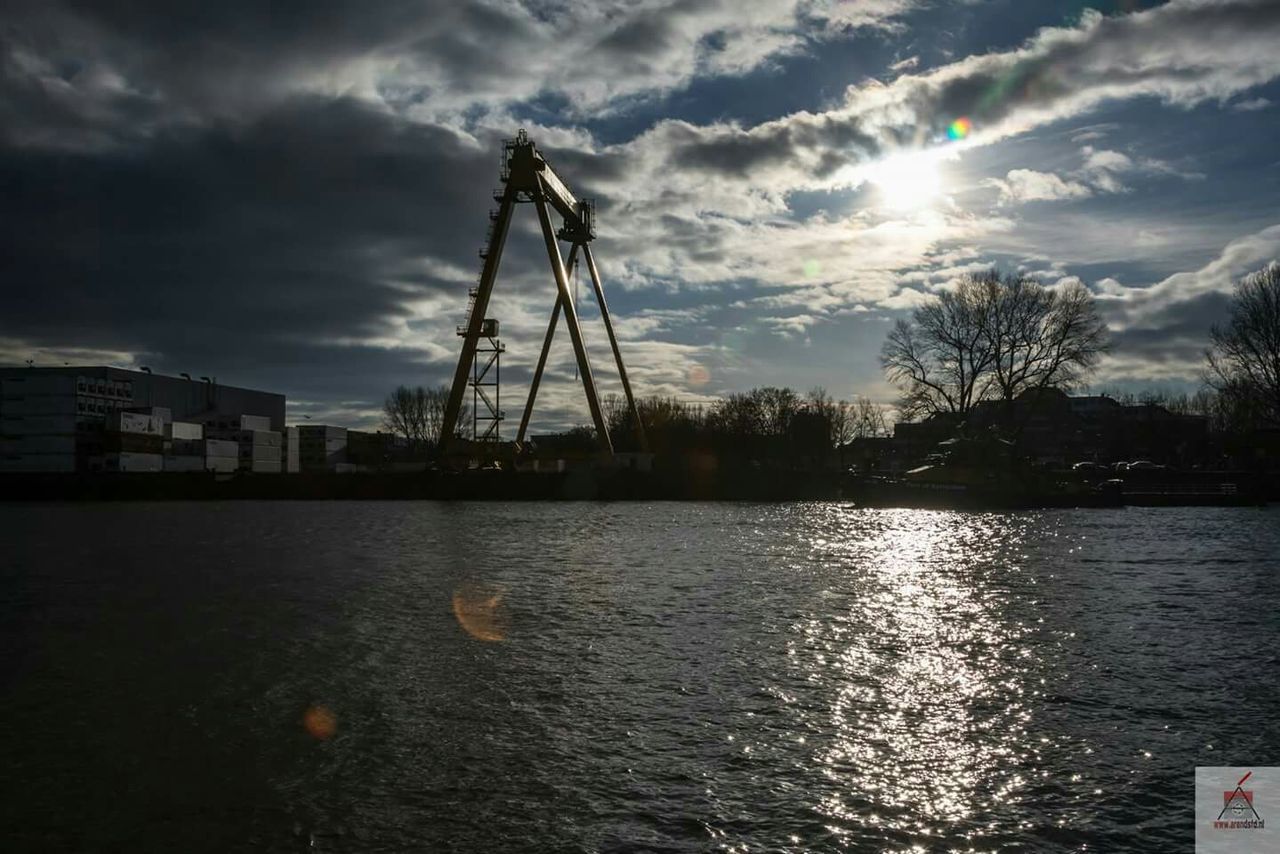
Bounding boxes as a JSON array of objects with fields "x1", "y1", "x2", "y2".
[{"x1": 3, "y1": 0, "x2": 1280, "y2": 431}]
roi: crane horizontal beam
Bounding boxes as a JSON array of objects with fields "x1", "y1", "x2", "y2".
[{"x1": 506, "y1": 133, "x2": 594, "y2": 241}]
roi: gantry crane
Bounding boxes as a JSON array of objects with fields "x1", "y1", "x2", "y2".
[{"x1": 440, "y1": 130, "x2": 646, "y2": 458}]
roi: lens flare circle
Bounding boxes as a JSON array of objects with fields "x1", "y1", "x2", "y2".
[
  {"x1": 303, "y1": 704, "x2": 337, "y2": 740},
  {"x1": 947, "y1": 117, "x2": 972, "y2": 141},
  {"x1": 452, "y1": 583, "x2": 508, "y2": 642}
]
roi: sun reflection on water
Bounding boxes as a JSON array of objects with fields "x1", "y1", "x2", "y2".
[{"x1": 793, "y1": 508, "x2": 1037, "y2": 844}]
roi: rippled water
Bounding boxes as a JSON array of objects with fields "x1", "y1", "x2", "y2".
[{"x1": 3, "y1": 502, "x2": 1278, "y2": 851}]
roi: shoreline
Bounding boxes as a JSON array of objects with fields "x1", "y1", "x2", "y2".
[{"x1": 2, "y1": 470, "x2": 1273, "y2": 506}]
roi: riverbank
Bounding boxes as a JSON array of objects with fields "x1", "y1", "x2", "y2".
[
  {"x1": 0, "y1": 469, "x2": 844, "y2": 502},
  {"x1": 2, "y1": 468, "x2": 1273, "y2": 505}
]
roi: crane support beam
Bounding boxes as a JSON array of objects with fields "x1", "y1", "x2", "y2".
[
  {"x1": 583, "y1": 244, "x2": 647, "y2": 452},
  {"x1": 536, "y1": 160, "x2": 582, "y2": 225},
  {"x1": 517, "y1": 243, "x2": 578, "y2": 445},
  {"x1": 440, "y1": 185, "x2": 515, "y2": 452},
  {"x1": 533, "y1": 178, "x2": 612, "y2": 453}
]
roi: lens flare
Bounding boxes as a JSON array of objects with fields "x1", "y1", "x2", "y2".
[
  {"x1": 688, "y1": 364, "x2": 710, "y2": 387},
  {"x1": 452, "y1": 583, "x2": 508, "y2": 642},
  {"x1": 302, "y1": 704, "x2": 337, "y2": 740},
  {"x1": 947, "y1": 117, "x2": 972, "y2": 141}
]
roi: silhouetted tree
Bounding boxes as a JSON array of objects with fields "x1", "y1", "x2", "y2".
[
  {"x1": 881, "y1": 272, "x2": 996, "y2": 420},
  {"x1": 882, "y1": 270, "x2": 1107, "y2": 427},
  {"x1": 982, "y1": 275, "x2": 1108, "y2": 406},
  {"x1": 383, "y1": 384, "x2": 466, "y2": 446},
  {"x1": 806, "y1": 387, "x2": 851, "y2": 448},
  {"x1": 1206, "y1": 263, "x2": 1280, "y2": 428},
  {"x1": 851, "y1": 396, "x2": 888, "y2": 438}
]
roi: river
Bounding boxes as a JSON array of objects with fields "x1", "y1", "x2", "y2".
[{"x1": 3, "y1": 502, "x2": 1277, "y2": 851}]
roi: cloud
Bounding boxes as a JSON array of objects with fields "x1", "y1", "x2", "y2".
[
  {"x1": 0, "y1": 0, "x2": 925, "y2": 151},
  {"x1": 1099, "y1": 223, "x2": 1280, "y2": 321},
  {"x1": 1230, "y1": 96, "x2": 1272, "y2": 111},
  {"x1": 986, "y1": 142, "x2": 1202, "y2": 205},
  {"x1": 617, "y1": 0, "x2": 1280, "y2": 199},
  {"x1": 987, "y1": 169, "x2": 1094, "y2": 203},
  {"x1": 1079, "y1": 223, "x2": 1280, "y2": 388}
]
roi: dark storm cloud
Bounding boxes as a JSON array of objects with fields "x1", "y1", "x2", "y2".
[
  {"x1": 0, "y1": 0, "x2": 897, "y2": 148},
  {"x1": 1106, "y1": 291, "x2": 1231, "y2": 358},
  {"x1": 0, "y1": 96, "x2": 494, "y2": 364}
]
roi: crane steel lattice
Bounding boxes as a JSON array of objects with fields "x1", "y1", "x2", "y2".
[{"x1": 440, "y1": 129, "x2": 646, "y2": 458}]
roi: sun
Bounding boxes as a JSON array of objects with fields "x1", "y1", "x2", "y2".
[{"x1": 866, "y1": 150, "x2": 944, "y2": 210}]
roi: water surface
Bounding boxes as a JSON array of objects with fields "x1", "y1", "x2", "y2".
[{"x1": 2, "y1": 502, "x2": 1277, "y2": 851}]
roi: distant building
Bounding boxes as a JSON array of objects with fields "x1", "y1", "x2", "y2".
[
  {"x1": 885, "y1": 389, "x2": 1210, "y2": 468},
  {"x1": 0, "y1": 366, "x2": 285, "y2": 473}
]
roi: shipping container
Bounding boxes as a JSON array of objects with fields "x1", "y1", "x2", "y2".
[
  {"x1": 104, "y1": 452, "x2": 164, "y2": 472},
  {"x1": 166, "y1": 421, "x2": 203, "y2": 441},
  {"x1": 245, "y1": 446, "x2": 282, "y2": 460},
  {"x1": 106, "y1": 411, "x2": 166, "y2": 436},
  {"x1": 285, "y1": 426, "x2": 300, "y2": 473},
  {"x1": 206, "y1": 455, "x2": 238, "y2": 473},
  {"x1": 163, "y1": 455, "x2": 206, "y2": 472},
  {"x1": 103, "y1": 433, "x2": 164, "y2": 454},
  {"x1": 204, "y1": 439, "x2": 240, "y2": 458}
]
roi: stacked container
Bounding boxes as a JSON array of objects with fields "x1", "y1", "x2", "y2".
[
  {"x1": 204, "y1": 439, "x2": 239, "y2": 473},
  {"x1": 103, "y1": 410, "x2": 165, "y2": 472},
  {"x1": 164, "y1": 421, "x2": 205, "y2": 471},
  {"x1": 236, "y1": 429, "x2": 282, "y2": 473}
]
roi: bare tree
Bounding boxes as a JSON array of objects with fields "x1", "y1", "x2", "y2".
[
  {"x1": 1206, "y1": 263, "x2": 1280, "y2": 428},
  {"x1": 384, "y1": 385, "x2": 428, "y2": 443},
  {"x1": 880, "y1": 273, "x2": 996, "y2": 420},
  {"x1": 805, "y1": 387, "x2": 854, "y2": 449},
  {"x1": 984, "y1": 276, "x2": 1108, "y2": 404},
  {"x1": 383, "y1": 384, "x2": 464, "y2": 445},
  {"x1": 851, "y1": 396, "x2": 888, "y2": 439},
  {"x1": 882, "y1": 270, "x2": 1107, "y2": 429}
]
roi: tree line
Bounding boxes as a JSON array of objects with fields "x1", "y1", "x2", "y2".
[{"x1": 600, "y1": 387, "x2": 887, "y2": 460}]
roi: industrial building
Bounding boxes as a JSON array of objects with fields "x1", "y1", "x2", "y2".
[{"x1": 0, "y1": 366, "x2": 285, "y2": 473}]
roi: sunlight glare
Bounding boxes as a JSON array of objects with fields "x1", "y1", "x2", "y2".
[{"x1": 867, "y1": 150, "x2": 944, "y2": 210}]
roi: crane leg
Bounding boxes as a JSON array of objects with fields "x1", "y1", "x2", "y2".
[
  {"x1": 533, "y1": 179, "x2": 612, "y2": 454},
  {"x1": 441, "y1": 188, "x2": 516, "y2": 455},
  {"x1": 582, "y1": 244, "x2": 647, "y2": 452},
  {"x1": 516, "y1": 243, "x2": 578, "y2": 445}
]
